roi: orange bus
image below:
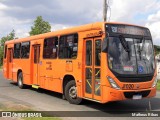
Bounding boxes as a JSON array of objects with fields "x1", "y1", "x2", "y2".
[{"x1": 3, "y1": 22, "x2": 157, "y2": 104}]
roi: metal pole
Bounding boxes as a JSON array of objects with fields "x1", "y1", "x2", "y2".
[{"x1": 103, "y1": 0, "x2": 107, "y2": 22}]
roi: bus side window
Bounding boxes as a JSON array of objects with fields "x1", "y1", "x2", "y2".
[
  {"x1": 13, "y1": 43, "x2": 21, "y2": 59},
  {"x1": 59, "y1": 34, "x2": 78, "y2": 59},
  {"x1": 21, "y1": 42, "x2": 30, "y2": 59},
  {"x1": 43, "y1": 37, "x2": 58, "y2": 59},
  {"x1": 86, "y1": 41, "x2": 92, "y2": 66},
  {"x1": 95, "y1": 40, "x2": 101, "y2": 66},
  {"x1": 4, "y1": 45, "x2": 7, "y2": 59}
]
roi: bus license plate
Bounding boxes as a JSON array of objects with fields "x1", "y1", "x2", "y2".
[{"x1": 132, "y1": 95, "x2": 142, "y2": 100}]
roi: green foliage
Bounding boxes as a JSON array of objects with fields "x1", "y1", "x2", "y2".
[
  {"x1": 157, "y1": 80, "x2": 160, "y2": 90},
  {"x1": 0, "y1": 30, "x2": 15, "y2": 65},
  {"x1": 29, "y1": 16, "x2": 51, "y2": 36},
  {"x1": 154, "y1": 45, "x2": 160, "y2": 55}
]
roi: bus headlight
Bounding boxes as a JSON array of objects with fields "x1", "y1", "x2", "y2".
[
  {"x1": 152, "y1": 76, "x2": 158, "y2": 88},
  {"x1": 107, "y1": 76, "x2": 120, "y2": 90}
]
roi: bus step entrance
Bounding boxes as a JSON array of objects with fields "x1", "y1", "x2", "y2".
[{"x1": 32, "y1": 84, "x2": 40, "y2": 89}]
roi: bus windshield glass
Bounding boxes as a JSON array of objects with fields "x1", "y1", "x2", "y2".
[{"x1": 106, "y1": 24, "x2": 155, "y2": 75}]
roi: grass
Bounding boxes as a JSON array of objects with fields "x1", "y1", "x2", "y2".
[
  {"x1": 0, "y1": 102, "x2": 33, "y2": 111},
  {"x1": 157, "y1": 80, "x2": 160, "y2": 90},
  {"x1": 0, "y1": 66, "x2": 2, "y2": 69}
]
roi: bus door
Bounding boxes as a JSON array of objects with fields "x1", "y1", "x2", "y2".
[
  {"x1": 84, "y1": 38, "x2": 101, "y2": 101},
  {"x1": 32, "y1": 45, "x2": 40, "y2": 85},
  {"x1": 7, "y1": 48, "x2": 13, "y2": 79}
]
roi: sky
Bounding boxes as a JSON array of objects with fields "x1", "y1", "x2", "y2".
[{"x1": 0, "y1": 0, "x2": 160, "y2": 45}]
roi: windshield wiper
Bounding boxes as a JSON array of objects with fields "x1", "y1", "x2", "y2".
[
  {"x1": 119, "y1": 35, "x2": 130, "y2": 52},
  {"x1": 138, "y1": 36, "x2": 145, "y2": 60},
  {"x1": 140, "y1": 36, "x2": 145, "y2": 51},
  {"x1": 119, "y1": 35, "x2": 130, "y2": 60}
]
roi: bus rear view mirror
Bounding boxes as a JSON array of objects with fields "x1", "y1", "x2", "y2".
[{"x1": 102, "y1": 37, "x2": 108, "y2": 53}]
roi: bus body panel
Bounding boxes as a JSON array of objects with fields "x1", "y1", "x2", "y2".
[{"x1": 4, "y1": 44, "x2": 14, "y2": 80}]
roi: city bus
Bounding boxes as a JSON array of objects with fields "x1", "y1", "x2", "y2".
[{"x1": 3, "y1": 22, "x2": 157, "y2": 104}]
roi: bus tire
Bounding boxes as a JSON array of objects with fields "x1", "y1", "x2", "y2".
[
  {"x1": 65, "y1": 80, "x2": 82, "y2": 104},
  {"x1": 17, "y1": 72, "x2": 25, "y2": 89}
]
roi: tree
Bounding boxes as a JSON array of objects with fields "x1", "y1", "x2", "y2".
[
  {"x1": 0, "y1": 30, "x2": 15, "y2": 65},
  {"x1": 154, "y1": 45, "x2": 160, "y2": 55},
  {"x1": 29, "y1": 16, "x2": 51, "y2": 36}
]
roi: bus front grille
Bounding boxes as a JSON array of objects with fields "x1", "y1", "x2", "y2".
[{"x1": 117, "y1": 76, "x2": 153, "y2": 82}]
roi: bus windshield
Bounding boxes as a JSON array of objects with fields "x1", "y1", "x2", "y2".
[
  {"x1": 108, "y1": 37, "x2": 155, "y2": 75},
  {"x1": 106, "y1": 24, "x2": 155, "y2": 75}
]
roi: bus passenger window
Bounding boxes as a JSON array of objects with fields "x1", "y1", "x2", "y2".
[
  {"x1": 86, "y1": 41, "x2": 92, "y2": 66},
  {"x1": 9, "y1": 49, "x2": 13, "y2": 63},
  {"x1": 13, "y1": 43, "x2": 21, "y2": 58},
  {"x1": 4, "y1": 45, "x2": 7, "y2": 58},
  {"x1": 95, "y1": 40, "x2": 101, "y2": 66},
  {"x1": 59, "y1": 34, "x2": 78, "y2": 59},
  {"x1": 21, "y1": 42, "x2": 30, "y2": 58},
  {"x1": 43, "y1": 37, "x2": 58, "y2": 59}
]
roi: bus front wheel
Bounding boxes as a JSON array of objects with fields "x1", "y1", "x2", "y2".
[
  {"x1": 18, "y1": 72, "x2": 25, "y2": 89},
  {"x1": 65, "y1": 80, "x2": 82, "y2": 104}
]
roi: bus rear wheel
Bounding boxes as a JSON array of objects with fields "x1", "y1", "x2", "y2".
[
  {"x1": 18, "y1": 72, "x2": 25, "y2": 89},
  {"x1": 65, "y1": 80, "x2": 82, "y2": 104}
]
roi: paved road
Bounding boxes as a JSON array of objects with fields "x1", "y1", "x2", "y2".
[{"x1": 0, "y1": 71, "x2": 160, "y2": 119}]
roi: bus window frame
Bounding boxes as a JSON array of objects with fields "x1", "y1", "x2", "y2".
[
  {"x1": 21, "y1": 41, "x2": 30, "y2": 59},
  {"x1": 13, "y1": 43, "x2": 21, "y2": 59},
  {"x1": 58, "y1": 33, "x2": 78, "y2": 59},
  {"x1": 43, "y1": 36, "x2": 58, "y2": 59},
  {"x1": 95, "y1": 39, "x2": 101, "y2": 67}
]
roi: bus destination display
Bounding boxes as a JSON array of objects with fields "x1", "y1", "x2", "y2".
[{"x1": 106, "y1": 24, "x2": 151, "y2": 36}]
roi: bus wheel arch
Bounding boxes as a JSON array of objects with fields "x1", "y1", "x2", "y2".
[{"x1": 62, "y1": 75, "x2": 82, "y2": 104}]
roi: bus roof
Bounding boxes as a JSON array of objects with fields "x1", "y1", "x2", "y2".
[{"x1": 5, "y1": 22, "x2": 148, "y2": 44}]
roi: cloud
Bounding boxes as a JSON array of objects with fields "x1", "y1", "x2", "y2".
[
  {"x1": 110, "y1": 0, "x2": 160, "y2": 45},
  {"x1": 1, "y1": 0, "x2": 103, "y2": 25},
  {"x1": 0, "y1": 0, "x2": 103, "y2": 38},
  {"x1": 0, "y1": 0, "x2": 160, "y2": 45},
  {"x1": 0, "y1": 10, "x2": 31, "y2": 38},
  {"x1": 51, "y1": 24, "x2": 71, "y2": 31},
  {"x1": 0, "y1": 2, "x2": 8, "y2": 10},
  {"x1": 110, "y1": 0, "x2": 160, "y2": 23},
  {"x1": 146, "y1": 10, "x2": 160, "y2": 44}
]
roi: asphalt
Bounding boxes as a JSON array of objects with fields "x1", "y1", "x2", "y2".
[{"x1": 0, "y1": 71, "x2": 160, "y2": 120}]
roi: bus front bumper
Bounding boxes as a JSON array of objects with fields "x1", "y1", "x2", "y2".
[{"x1": 101, "y1": 86, "x2": 156, "y2": 103}]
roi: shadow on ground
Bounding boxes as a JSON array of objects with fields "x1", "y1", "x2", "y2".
[{"x1": 9, "y1": 82, "x2": 160, "y2": 116}]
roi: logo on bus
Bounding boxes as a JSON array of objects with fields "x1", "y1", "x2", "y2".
[{"x1": 86, "y1": 31, "x2": 103, "y2": 38}]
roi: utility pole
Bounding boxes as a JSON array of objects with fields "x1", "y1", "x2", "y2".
[{"x1": 103, "y1": 0, "x2": 107, "y2": 22}]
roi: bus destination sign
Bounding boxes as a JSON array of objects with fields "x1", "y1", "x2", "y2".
[{"x1": 106, "y1": 24, "x2": 151, "y2": 36}]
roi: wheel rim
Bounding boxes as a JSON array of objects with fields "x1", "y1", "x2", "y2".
[
  {"x1": 69, "y1": 86, "x2": 77, "y2": 99},
  {"x1": 18, "y1": 77, "x2": 22, "y2": 86}
]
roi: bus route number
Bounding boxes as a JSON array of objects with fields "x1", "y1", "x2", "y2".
[{"x1": 122, "y1": 84, "x2": 134, "y2": 90}]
